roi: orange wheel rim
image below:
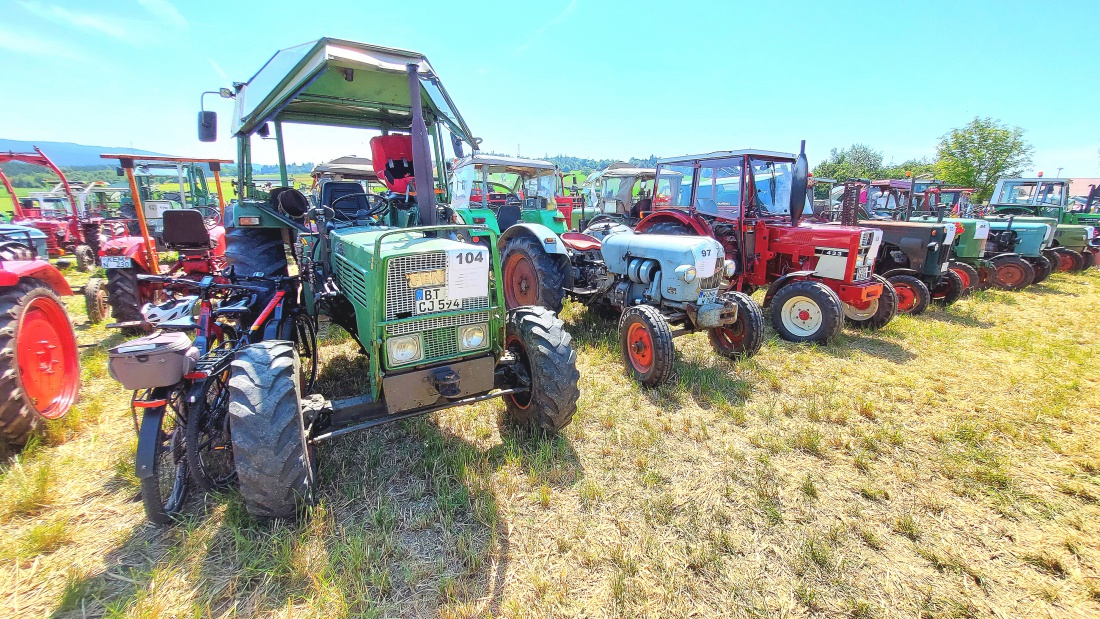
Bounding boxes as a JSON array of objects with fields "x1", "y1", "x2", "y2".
[
  {"x1": 950, "y1": 267, "x2": 971, "y2": 289},
  {"x1": 626, "y1": 322, "x2": 654, "y2": 373},
  {"x1": 503, "y1": 252, "x2": 539, "y2": 307},
  {"x1": 1057, "y1": 253, "x2": 1074, "y2": 272},
  {"x1": 894, "y1": 284, "x2": 917, "y2": 312},
  {"x1": 17, "y1": 297, "x2": 79, "y2": 419},
  {"x1": 999, "y1": 264, "x2": 1025, "y2": 286}
]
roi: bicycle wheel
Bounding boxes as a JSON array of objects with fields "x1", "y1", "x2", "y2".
[
  {"x1": 185, "y1": 372, "x2": 236, "y2": 492},
  {"x1": 138, "y1": 389, "x2": 188, "y2": 524}
]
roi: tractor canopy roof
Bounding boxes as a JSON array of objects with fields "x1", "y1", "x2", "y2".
[
  {"x1": 311, "y1": 156, "x2": 377, "y2": 181},
  {"x1": 452, "y1": 154, "x2": 556, "y2": 172},
  {"x1": 231, "y1": 38, "x2": 476, "y2": 146},
  {"x1": 871, "y1": 179, "x2": 916, "y2": 190},
  {"x1": 656, "y1": 149, "x2": 795, "y2": 165},
  {"x1": 586, "y1": 162, "x2": 656, "y2": 181}
]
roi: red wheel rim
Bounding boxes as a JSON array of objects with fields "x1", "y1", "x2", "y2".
[
  {"x1": 998, "y1": 263, "x2": 1025, "y2": 286},
  {"x1": 17, "y1": 296, "x2": 79, "y2": 419},
  {"x1": 503, "y1": 252, "x2": 539, "y2": 307},
  {"x1": 950, "y1": 267, "x2": 971, "y2": 290},
  {"x1": 712, "y1": 323, "x2": 745, "y2": 349},
  {"x1": 894, "y1": 283, "x2": 918, "y2": 312},
  {"x1": 625, "y1": 322, "x2": 654, "y2": 373},
  {"x1": 1056, "y1": 253, "x2": 1074, "y2": 272}
]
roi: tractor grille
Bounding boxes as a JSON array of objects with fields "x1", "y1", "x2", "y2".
[
  {"x1": 385, "y1": 252, "x2": 489, "y2": 320},
  {"x1": 853, "y1": 265, "x2": 872, "y2": 282},
  {"x1": 700, "y1": 258, "x2": 724, "y2": 290}
]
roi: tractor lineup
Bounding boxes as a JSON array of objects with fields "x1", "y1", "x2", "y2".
[{"x1": 1, "y1": 36, "x2": 1098, "y2": 526}]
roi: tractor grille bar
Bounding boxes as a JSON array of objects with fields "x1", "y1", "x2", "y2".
[{"x1": 385, "y1": 252, "x2": 490, "y2": 320}]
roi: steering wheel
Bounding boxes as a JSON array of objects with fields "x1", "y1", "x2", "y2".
[{"x1": 190, "y1": 205, "x2": 222, "y2": 228}]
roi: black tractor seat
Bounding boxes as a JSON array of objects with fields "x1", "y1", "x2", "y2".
[
  {"x1": 321, "y1": 181, "x2": 370, "y2": 219},
  {"x1": 161, "y1": 209, "x2": 213, "y2": 251}
]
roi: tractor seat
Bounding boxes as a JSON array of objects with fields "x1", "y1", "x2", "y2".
[
  {"x1": 161, "y1": 209, "x2": 212, "y2": 251},
  {"x1": 321, "y1": 181, "x2": 369, "y2": 219},
  {"x1": 560, "y1": 232, "x2": 602, "y2": 252},
  {"x1": 370, "y1": 134, "x2": 415, "y2": 193},
  {"x1": 213, "y1": 297, "x2": 254, "y2": 315},
  {"x1": 497, "y1": 204, "x2": 522, "y2": 231}
]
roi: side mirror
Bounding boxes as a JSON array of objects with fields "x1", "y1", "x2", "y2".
[
  {"x1": 257, "y1": 123, "x2": 270, "y2": 139},
  {"x1": 198, "y1": 111, "x2": 217, "y2": 142},
  {"x1": 789, "y1": 140, "x2": 809, "y2": 224}
]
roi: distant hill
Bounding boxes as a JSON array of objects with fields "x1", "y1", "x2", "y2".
[{"x1": 0, "y1": 138, "x2": 166, "y2": 167}]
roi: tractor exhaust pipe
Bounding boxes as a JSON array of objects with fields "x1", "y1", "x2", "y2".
[
  {"x1": 407, "y1": 63, "x2": 436, "y2": 226},
  {"x1": 789, "y1": 140, "x2": 809, "y2": 225}
]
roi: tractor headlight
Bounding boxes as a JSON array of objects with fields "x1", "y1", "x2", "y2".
[
  {"x1": 386, "y1": 334, "x2": 423, "y2": 366},
  {"x1": 927, "y1": 242, "x2": 939, "y2": 252},
  {"x1": 457, "y1": 323, "x2": 488, "y2": 351},
  {"x1": 676, "y1": 265, "x2": 697, "y2": 282},
  {"x1": 1086, "y1": 226, "x2": 1096, "y2": 239},
  {"x1": 723, "y1": 260, "x2": 737, "y2": 278}
]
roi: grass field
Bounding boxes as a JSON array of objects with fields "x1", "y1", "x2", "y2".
[{"x1": 1, "y1": 268, "x2": 1099, "y2": 618}]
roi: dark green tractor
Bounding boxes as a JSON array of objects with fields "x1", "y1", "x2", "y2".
[
  {"x1": 199, "y1": 38, "x2": 580, "y2": 520},
  {"x1": 989, "y1": 177, "x2": 1098, "y2": 271}
]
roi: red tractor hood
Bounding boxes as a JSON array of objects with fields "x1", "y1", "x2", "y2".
[{"x1": 767, "y1": 221, "x2": 867, "y2": 247}]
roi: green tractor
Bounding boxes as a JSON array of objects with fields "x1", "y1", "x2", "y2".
[
  {"x1": 988, "y1": 177, "x2": 1098, "y2": 271},
  {"x1": 447, "y1": 154, "x2": 569, "y2": 243},
  {"x1": 199, "y1": 38, "x2": 580, "y2": 520}
]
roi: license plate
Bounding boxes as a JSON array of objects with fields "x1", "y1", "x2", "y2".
[
  {"x1": 415, "y1": 287, "x2": 462, "y2": 314},
  {"x1": 697, "y1": 289, "x2": 718, "y2": 305},
  {"x1": 100, "y1": 256, "x2": 131, "y2": 269}
]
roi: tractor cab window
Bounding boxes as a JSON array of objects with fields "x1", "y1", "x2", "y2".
[
  {"x1": 450, "y1": 164, "x2": 478, "y2": 209},
  {"x1": 1037, "y1": 182, "x2": 1065, "y2": 205},
  {"x1": 995, "y1": 181, "x2": 1038, "y2": 205},
  {"x1": 750, "y1": 159, "x2": 793, "y2": 215},
  {"x1": 521, "y1": 170, "x2": 559, "y2": 201},
  {"x1": 600, "y1": 177, "x2": 625, "y2": 213},
  {"x1": 655, "y1": 165, "x2": 693, "y2": 206}
]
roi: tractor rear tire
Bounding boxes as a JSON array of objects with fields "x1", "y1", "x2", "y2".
[
  {"x1": 504, "y1": 307, "x2": 580, "y2": 431},
  {"x1": 106, "y1": 267, "x2": 144, "y2": 325},
  {"x1": 619, "y1": 305, "x2": 675, "y2": 387},
  {"x1": 948, "y1": 261, "x2": 980, "y2": 295},
  {"x1": 84, "y1": 277, "x2": 108, "y2": 324},
  {"x1": 930, "y1": 269, "x2": 965, "y2": 306},
  {"x1": 708, "y1": 291, "x2": 765, "y2": 360},
  {"x1": 74, "y1": 245, "x2": 95, "y2": 272},
  {"x1": 643, "y1": 221, "x2": 694, "y2": 236},
  {"x1": 225, "y1": 227, "x2": 289, "y2": 279},
  {"x1": 886, "y1": 274, "x2": 930, "y2": 315},
  {"x1": 228, "y1": 341, "x2": 313, "y2": 521},
  {"x1": 1029, "y1": 255, "x2": 1052, "y2": 285},
  {"x1": 844, "y1": 274, "x2": 898, "y2": 329},
  {"x1": 769, "y1": 280, "x2": 843, "y2": 344},
  {"x1": 0, "y1": 285, "x2": 79, "y2": 448},
  {"x1": 500, "y1": 236, "x2": 566, "y2": 312},
  {"x1": 991, "y1": 255, "x2": 1035, "y2": 290},
  {"x1": 0, "y1": 242, "x2": 34, "y2": 261}
]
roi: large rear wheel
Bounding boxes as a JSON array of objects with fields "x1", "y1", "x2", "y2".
[
  {"x1": 106, "y1": 267, "x2": 145, "y2": 324},
  {"x1": 930, "y1": 269, "x2": 965, "y2": 306},
  {"x1": 991, "y1": 255, "x2": 1035, "y2": 290},
  {"x1": 948, "y1": 261, "x2": 980, "y2": 296},
  {"x1": 708, "y1": 291, "x2": 764, "y2": 360},
  {"x1": 225, "y1": 227, "x2": 289, "y2": 279},
  {"x1": 500, "y1": 236, "x2": 567, "y2": 312},
  {"x1": 618, "y1": 305, "x2": 675, "y2": 386},
  {"x1": 844, "y1": 274, "x2": 898, "y2": 329},
  {"x1": 0, "y1": 285, "x2": 80, "y2": 447},
  {"x1": 228, "y1": 341, "x2": 313, "y2": 520},
  {"x1": 768, "y1": 280, "x2": 843, "y2": 344},
  {"x1": 504, "y1": 307, "x2": 580, "y2": 431}
]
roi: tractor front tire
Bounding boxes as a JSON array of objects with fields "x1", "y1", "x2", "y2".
[
  {"x1": 948, "y1": 261, "x2": 980, "y2": 295},
  {"x1": 844, "y1": 274, "x2": 898, "y2": 329},
  {"x1": 708, "y1": 291, "x2": 765, "y2": 360},
  {"x1": 619, "y1": 305, "x2": 675, "y2": 386},
  {"x1": 974, "y1": 263, "x2": 995, "y2": 291},
  {"x1": 1083, "y1": 250, "x2": 1097, "y2": 270},
  {"x1": 225, "y1": 227, "x2": 289, "y2": 279},
  {"x1": 504, "y1": 307, "x2": 580, "y2": 431},
  {"x1": 930, "y1": 269, "x2": 965, "y2": 306},
  {"x1": 0, "y1": 285, "x2": 79, "y2": 448},
  {"x1": 106, "y1": 267, "x2": 144, "y2": 325},
  {"x1": 769, "y1": 280, "x2": 843, "y2": 344},
  {"x1": 500, "y1": 236, "x2": 567, "y2": 312},
  {"x1": 1029, "y1": 255, "x2": 1052, "y2": 285},
  {"x1": 886, "y1": 274, "x2": 930, "y2": 315},
  {"x1": 74, "y1": 245, "x2": 95, "y2": 272},
  {"x1": 84, "y1": 277, "x2": 108, "y2": 324},
  {"x1": 228, "y1": 341, "x2": 313, "y2": 520},
  {"x1": 991, "y1": 255, "x2": 1035, "y2": 290}
]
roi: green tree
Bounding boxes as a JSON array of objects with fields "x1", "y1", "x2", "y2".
[
  {"x1": 812, "y1": 144, "x2": 884, "y2": 183},
  {"x1": 935, "y1": 117, "x2": 1033, "y2": 202}
]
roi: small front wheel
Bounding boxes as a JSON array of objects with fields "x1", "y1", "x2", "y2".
[
  {"x1": 886, "y1": 274, "x2": 930, "y2": 315},
  {"x1": 74, "y1": 245, "x2": 95, "y2": 272},
  {"x1": 844, "y1": 274, "x2": 898, "y2": 329},
  {"x1": 948, "y1": 261, "x2": 980, "y2": 295},
  {"x1": 708, "y1": 291, "x2": 764, "y2": 360},
  {"x1": 991, "y1": 255, "x2": 1035, "y2": 290},
  {"x1": 619, "y1": 305, "x2": 675, "y2": 386},
  {"x1": 769, "y1": 280, "x2": 843, "y2": 344},
  {"x1": 503, "y1": 307, "x2": 580, "y2": 431},
  {"x1": 85, "y1": 277, "x2": 108, "y2": 324},
  {"x1": 930, "y1": 269, "x2": 965, "y2": 306}
]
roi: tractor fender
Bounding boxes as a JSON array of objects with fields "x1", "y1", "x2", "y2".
[
  {"x1": 881, "y1": 268, "x2": 920, "y2": 279},
  {"x1": 101, "y1": 235, "x2": 154, "y2": 272},
  {"x1": 635, "y1": 210, "x2": 714, "y2": 237},
  {"x1": 497, "y1": 223, "x2": 568, "y2": 256},
  {"x1": 761, "y1": 270, "x2": 817, "y2": 307},
  {"x1": 0, "y1": 261, "x2": 73, "y2": 295}
]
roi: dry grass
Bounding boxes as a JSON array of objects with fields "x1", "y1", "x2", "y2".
[{"x1": 1, "y1": 269, "x2": 1100, "y2": 617}]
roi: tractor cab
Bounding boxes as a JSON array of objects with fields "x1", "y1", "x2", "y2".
[
  {"x1": 449, "y1": 155, "x2": 568, "y2": 237},
  {"x1": 310, "y1": 155, "x2": 384, "y2": 214},
  {"x1": 575, "y1": 162, "x2": 657, "y2": 231}
]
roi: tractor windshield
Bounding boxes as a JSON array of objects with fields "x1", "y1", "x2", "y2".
[
  {"x1": 750, "y1": 159, "x2": 793, "y2": 215},
  {"x1": 654, "y1": 165, "x2": 692, "y2": 206}
]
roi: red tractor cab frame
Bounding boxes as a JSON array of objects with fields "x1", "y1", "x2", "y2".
[{"x1": 634, "y1": 144, "x2": 891, "y2": 341}]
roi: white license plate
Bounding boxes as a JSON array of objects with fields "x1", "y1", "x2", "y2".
[
  {"x1": 100, "y1": 256, "x2": 131, "y2": 269},
  {"x1": 697, "y1": 289, "x2": 718, "y2": 305},
  {"x1": 415, "y1": 287, "x2": 462, "y2": 314}
]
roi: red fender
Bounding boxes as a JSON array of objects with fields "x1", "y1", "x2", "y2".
[
  {"x1": 100, "y1": 235, "x2": 153, "y2": 272},
  {"x1": 0, "y1": 261, "x2": 73, "y2": 295},
  {"x1": 635, "y1": 209, "x2": 714, "y2": 237}
]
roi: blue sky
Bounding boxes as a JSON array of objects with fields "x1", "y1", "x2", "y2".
[{"x1": 1, "y1": 0, "x2": 1097, "y2": 175}]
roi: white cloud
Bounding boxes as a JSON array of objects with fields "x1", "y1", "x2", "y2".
[
  {"x1": 136, "y1": 0, "x2": 187, "y2": 28},
  {"x1": 18, "y1": 2, "x2": 128, "y2": 38},
  {"x1": 0, "y1": 23, "x2": 85, "y2": 60}
]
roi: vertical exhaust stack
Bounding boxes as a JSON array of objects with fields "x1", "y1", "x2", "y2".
[
  {"x1": 407, "y1": 64, "x2": 436, "y2": 226},
  {"x1": 789, "y1": 140, "x2": 809, "y2": 225}
]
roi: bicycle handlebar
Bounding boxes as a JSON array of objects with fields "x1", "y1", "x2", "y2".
[{"x1": 135, "y1": 274, "x2": 270, "y2": 294}]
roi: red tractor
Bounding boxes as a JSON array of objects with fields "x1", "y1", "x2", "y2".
[
  {"x1": 631, "y1": 143, "x2": 895, "y2": 343},
  {"x1": 89, "y1": 155, "x2": 231, "y2": 327},
  {"x1": 0, "y1": 229, "x2": 79, "y2": 451},
  {"x1": 0, "y1": 147, "x2": 108, "y2": 270}
]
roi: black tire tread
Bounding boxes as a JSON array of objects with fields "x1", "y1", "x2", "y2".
[
  {"x1": 84, "y1": 277, "x2": 108, "y2": 324},
  {"x1": 225, "y1": 227, "x2": 289, "y2": 279},
  {"x1": 106, "y1": 267, "x2": 143, "y2": 324},
  {"x1": 887, "y1": 274, "x2": 930, "y2": 315},
  {"x1": 768, "y1": 280, "x2": 843, "y2": 343},
  {"x1": 708, "y1": 291, "x2": 765, "y2": 359},
  {"x1": 500, "y1": 235, "x2": 567, "y2": 312},
  {"x1": 505, "y1": 307, "x2": 580, "y2": 430},
  {"x1": 931, "y1": 269, "x2": 965, "y2": 306},
  {"x1": 948, "y1": 261, "x2": 980, "y2": 295},
  {"x1": 846, "y1": 274, "x2": 898, "y2": 329},
  {"x1": 1029, "y1": 255, "x2": 1052, "y2": 285},
  {"x1": 618, "y1": 304, "x2": 675, "y2": 387}
]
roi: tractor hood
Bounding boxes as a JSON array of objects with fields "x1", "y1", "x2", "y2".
[
  {"x1": 770, "y1": 221, "x2": 871, "y2": 249},
  {"x1": 331, "y1": 227, "x2": 473, "y2": 263},
  {"x1": 600, "y1": 229, "x2": 725, "y2": 280},
  {"x1": 860, "y1": 220, "x2": 955, "y2": 248}
]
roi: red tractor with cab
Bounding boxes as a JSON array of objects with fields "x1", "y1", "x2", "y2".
[{"x1": 628, "y1": 143, "x2": 894, "y2": 343}]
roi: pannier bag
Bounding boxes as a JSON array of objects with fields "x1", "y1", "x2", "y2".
[{"x1": 108, "y1": 332, "x2": 199, "y2": 390}]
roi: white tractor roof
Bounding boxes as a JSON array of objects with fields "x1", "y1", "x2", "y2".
[
  {"x1": 452, "y1": 154, "x2": 557, "y2": 172},
  {"x1": 657, "y1": 149, "x2": 795, "y2": 164}
]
